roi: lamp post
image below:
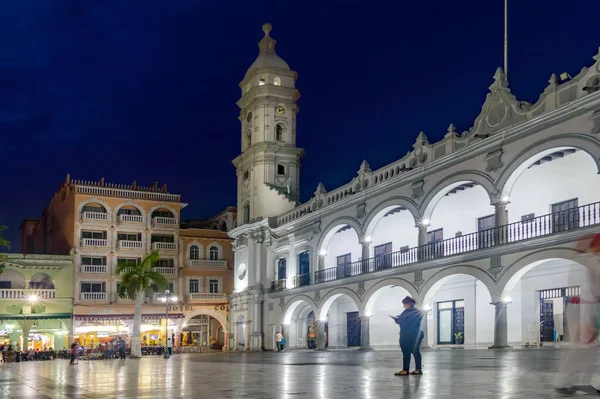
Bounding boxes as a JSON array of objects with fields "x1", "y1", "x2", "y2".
[{"x1": 160, "y1": 289, "x2": 178, "y2": 359}]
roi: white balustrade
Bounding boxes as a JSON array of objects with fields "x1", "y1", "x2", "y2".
[
  {"x1": 119, "y1": 214, "x2": 144, "y2": 224},
  {"x1": 151, "y1": 242, "x2": 177, "y2": 250},
  {"x1": 118, "y1": 240, "x2": 144, "y2": 249},
  {"x1": 152, "y1": 217, "x2": 177, "y2": 228},
  {"x1": 153, "y1": 267, "x2": 177, "y2": 275},
  {"x1": 189, "y1": 259, "x2": 227, "y2": 269},
  {"x1": 189, "y1": 293, "x2": 227, "y2": 301},
  {"x1": 82, "y1": 212, "x2": 108, "y2": 222},
  {"x1": 80, "y1": 292, "x2": 107, "y2": 301},
  {"x1": 0, "y1": 289, "x2": 56, "y2": 299},
  {"x1": 76, "y1": 185, "x2": 180, "y2": 202},
  {"x1": 81, "y1": 238, "x2": 108, "y2": 247},
  {"x1": 82, "y1": 265, "x2": 108, "y2": 273}
]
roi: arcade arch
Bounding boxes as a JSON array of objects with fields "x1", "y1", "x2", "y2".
[
  {"x1": 363, "y1": 202, "x2": 418, "y2": 262},
  {"x1": 281, "y1": 296, "x2": 317, "y2": 349},
  {"x1": 421, "y1": 268, "x2": 497, "y2": 347},
  {"x1": 318, "y1": 289, "x2": 362, "y2": 349},
  {"x1": 317, "y1": 221, "x2": 363, "y2": 280}
]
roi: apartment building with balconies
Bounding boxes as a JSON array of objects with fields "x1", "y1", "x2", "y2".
[{"x1": 20, "y1": 177, "x2": 187, "y2": 346}]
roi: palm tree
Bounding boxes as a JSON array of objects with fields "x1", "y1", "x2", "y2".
[{"x1": 116, "y1": 249, "x2": 168, "y2": 358}]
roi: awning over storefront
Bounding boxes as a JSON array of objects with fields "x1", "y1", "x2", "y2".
[
  {"x1": 73, "y1": 314, "x2": 184, "y2": 321},
  {"x1": 0, "y1": 313, "x2": 72, "y2": 321}
]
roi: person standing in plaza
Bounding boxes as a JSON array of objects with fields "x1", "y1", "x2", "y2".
[
  {"x1": 158, "y1": 340, "x2": 163, "y2": 356},
  {"x1": 118, "y1": 338, "x2": 126, "y2": 359},
  {"x1": 275, "y1": 331, "x2": 283, "y2": 352},
  {"x1": 15, "y1": 343, "x2": 21, "y2": 363},
  {"x1": 166, "y1": 338, "x2": 172, "y2": 356},
  {"x1": 69, "y1": 343, "x2": 77, "y2": 365},
  {"x1": 390, "y1": 296, "x2": 424, "y2": 376},
  {"x1": 555, "y1": 234, "x2": 600, "y2": 394}
]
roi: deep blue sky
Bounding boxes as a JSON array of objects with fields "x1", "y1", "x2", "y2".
[{"x1": 1, "y1": 0, "x2": 598, "y2": 252}]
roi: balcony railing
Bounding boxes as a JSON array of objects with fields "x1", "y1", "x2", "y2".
[
  {"x1": 153, "y1": 266, "x2": 177, "y2": 275},
  {"x1": 81, "y1": 265, "x2": 108, "y2": 273},
  {"x1": 152, "y1": 242, "x2": 177, "y2": 250},
  {"x1": 152, "y1": 217, "x2": 177, "y2": 228},
  {"x1": 189, "y1": 293, "x2": 227, "y2": 301},
  {"x1": 188, "y1": 259, "x2": 227, "y2": 269},
  {"x1": 282, "y1": 201, "x2": 600, "y2": 287},
  {"x1": 151, "y1": 292, "x2": 177, "y2": 301},
  {"x1": 80, "y1": 292, "x2": 107, "y2": 301},
  {"x1": 269, "y1": 279, "x2": 287, "y2": 293},
  {"x1": 0, "y1": 289, "x2": 56, "y2": 299},
  {"x1": 118, "y1": 240, "x2": 144, "y2": 249},
  {"x1": 119, "y1": 214, "x2": 144, "y2": 224},
  {"x1": 80, "y1": 238, "x2": 108, "y2": 247},
  {"x1": 82, "y1": 212, "x2": 108, "y2": 222}
]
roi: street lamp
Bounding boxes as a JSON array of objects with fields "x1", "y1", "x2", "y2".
[{"x1": 160, "y1": 289, "x2": 178, "y2": 359}]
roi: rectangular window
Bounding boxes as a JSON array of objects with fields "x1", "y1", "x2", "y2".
[
  {"x1": 151, "y1": 235, "x2": 175, "y2": 243},
  {"x1": 156, "y1": 259, "x2": 174, "y2": 268},
  {"x1": 81, "y1": 231, "x2": 106, "y2": 239},
  {"x1": 189, "y1": 279, "x2": 199, "y2": 293},
  {"x1": 427, "y1": 229, "x2": 443, "y2": 242},
  {"x1": 117, "y1": 233, "x2": 141, "y2": 241},
  {"x1": 552, "y1": 198, "x2": 579, "y2": 233},
  {"x1": 374, "y1": 242, "x2": 392, "y2": 270},
  {"x1": 82, "y1": 205, "x2": 105, "y2": 213},
  {"x1": 117, "y1": 258, "x2": 140, "y2": 266},
  {"x1": 81, "y1": 256, "x2": 106, "y2": 266},
  {"x1": 426, "y1": 229, "x2": 444, "y2": 259},
  {"x1": 80, "y1": 282, "x2": 105, "y2": 293},
  {"x1": 277, "y1": 164, "x2": 285, "y2": 175},
  {"x1": 209, "y1": 279, "x2": 219, "y2": 293},
  {"x1": 244, "y1": 170, "x2": 249, "y2": 180},
  {"x1": 117, "y1": 208, "x2": 141, "y2": 216},
  {"x1": 151, "y1": 283, "x2": 174, "y2": 293},
  {"x1": 437, "y1": 299, "x2": 465, "y2": 345}
]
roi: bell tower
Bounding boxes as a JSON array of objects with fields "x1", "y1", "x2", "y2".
[{"x1": 233, "y1": 23, "x2": 304, "y2": 226}]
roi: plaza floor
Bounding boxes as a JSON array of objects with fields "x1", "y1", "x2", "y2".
[{"x1": 0, "y1": 348, "x2": 599, "y2": 398}]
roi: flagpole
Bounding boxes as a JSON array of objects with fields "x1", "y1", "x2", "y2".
[{"x1": 504, "y1": 0, "x2": 508, "y2": 79}]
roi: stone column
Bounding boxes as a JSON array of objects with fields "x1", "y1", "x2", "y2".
[
  {"x1": 494, "y1": 201, "x2": 508, "y2": 244},
  {"x1": 62, "y1": 318, "x2": 74, "y2": 347},
  {"x1": 361, "y1": 241, "x2": 371, "y2": 273},
  {"x1": 489, "y1": 302, "x2": 510, "y2": 349},
  {"x1": 417, "y1": 222, "x2": 428, "y2": 261},
  {"x1": 360, "y1": 316, "x2": 372, "y2": 350},
  {"x1": 250, "y1": 298, "x2": 263, "y2": 350},
  {"x1": 223, "y1": 332, "x2": 229, "y2": 351},
  {"x1": 420, "y1": 312, "x2": 429, "y2": 349},
  {"x1": 316, "y1": 322, "x2": 326, "y2": 350},
  {"x1": 19, "y1": 320, "x2": 35, "y2": 351}
]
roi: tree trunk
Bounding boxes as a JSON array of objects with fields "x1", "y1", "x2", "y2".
[{"x1": 130, "y1": 291, "x2": 144, "y2": 358}]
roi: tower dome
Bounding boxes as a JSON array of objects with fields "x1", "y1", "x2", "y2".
[{"x1": 245, "y1": 23, "x2": 290, "y2": 77}]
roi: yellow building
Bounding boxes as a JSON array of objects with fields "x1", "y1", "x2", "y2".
[
  {"x1": 21, "y1": 175, "x2": 236, "y2": 350},
  {"x1": 0, "y1": 253, "x2": 73, "y2": 351}
]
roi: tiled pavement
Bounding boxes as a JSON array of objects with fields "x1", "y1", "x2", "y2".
[{"x1": 0, "y1": 349, "x2": 599, "y2": 398}]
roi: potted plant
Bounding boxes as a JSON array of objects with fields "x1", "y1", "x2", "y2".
[{"x1": 454, "y1": 332, "x2": 464, "y2": 345}]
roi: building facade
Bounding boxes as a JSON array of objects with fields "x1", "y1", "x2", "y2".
[
  {"x1": 229, "y1": 25, "x2": 600, "y2": 351},
  {"x1": 0, "y1": 253, "x2": 73, "y2": 350},
  {"x1": 21, "y1": 177, "x2": 235, "y2": 350}
]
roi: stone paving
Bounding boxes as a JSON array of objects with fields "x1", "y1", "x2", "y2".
[{"x1": 0, "y1": 349, "x2": 599, "y2": 398}]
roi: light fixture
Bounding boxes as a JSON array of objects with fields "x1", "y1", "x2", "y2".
[
  {"x1": 502, "y1": 196, "x2": 510, "y2": 203},
  {"x1": 364, "y1": 312, "x2": 372, "y2": 318},
  {"x1": 160, "y1": 297, "x2": 167, "y2": 303},
  {"x1": 171, "y1": 296, "x2": 178, "y2": 302},
  {"x1": 422, "y1": 218, "x2": 430, "y2": 226},
  {"x1": 28, "y1": 294, "x2": 38, "y2": 303},
  {"x1": 319, "y1": 249, "x2": 327, "y2": 256},
  {"x1": 365, "y1": 236, "x2": 372, "y2": 243},
  {"x1": 319, "y1": 314, "x2": 328, "y2": 322},
  {"x1": 423, "y1": 304, "x2": 431, "y2": 312},
  {"x1": 502, "y1": 296, "x2": 512, "y2": 304}
]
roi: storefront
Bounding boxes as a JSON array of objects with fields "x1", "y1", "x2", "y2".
[{"x1": 0, "y1": 314, "x2": 72, "y2": 351}]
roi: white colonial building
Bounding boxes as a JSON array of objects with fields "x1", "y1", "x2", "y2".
[{"x1": 229, "y1": 23, "x2": 600, "y2": 351}]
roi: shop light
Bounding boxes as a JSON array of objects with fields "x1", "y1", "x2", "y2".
[{"x1": 422, "y1": 219, "x2": 430, "y2": 226}]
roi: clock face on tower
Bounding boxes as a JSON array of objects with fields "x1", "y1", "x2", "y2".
[
  {"x1": 246, "y1": 112, "x2": 252, "y2": 122},
  {"x1": 275, "y1": 106, "x2": 286, "y2": 116}
]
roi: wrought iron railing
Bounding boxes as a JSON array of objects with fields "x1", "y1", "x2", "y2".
[
  {"x1": 269, "y1": 279, "x2": 287, "y2": 293},
  {"x1": 294, "y1": 274, "x2": 311, "y2": 288},
  {"x1": 306, "y1": 201, "x2": 600, "y2": 286}
]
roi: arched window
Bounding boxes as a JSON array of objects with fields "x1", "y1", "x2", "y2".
[
  {"x1": 247, "y1": 133, "x2": 252, "y2": 147},
  {"x1": 258, "y1": 78, "x2": 266, "y2": 86},
  {"x1": 190, "y1": 245, "x2": 200, "y2": 260},
  {"x1": 209, "y1": 246, "x2": 219, "y2": 260},
  {"x1": 273, "y1": 77, "x2": 281, "y2": 86},
  {"x1": 276, "y1": 125, "x2": 283, "y2": 141},
  {"x1": 220, "y1": 222, "x2": 228, "y2": 232}
]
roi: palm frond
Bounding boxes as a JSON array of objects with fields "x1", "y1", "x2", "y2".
[{"x1": 118, "y1": 250, "x2": 164, "y2": 300}]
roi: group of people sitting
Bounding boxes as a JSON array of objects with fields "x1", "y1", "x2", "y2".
[{"x1": 1, "y1": 344, "x2": 55, "y2": 363}]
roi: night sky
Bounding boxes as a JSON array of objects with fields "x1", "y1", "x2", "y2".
[{"x1": 1, "y1": 0, "x2": 598, "y2": 252}]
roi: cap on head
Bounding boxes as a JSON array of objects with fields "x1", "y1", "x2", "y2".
[{"x1": 402, "y1": 296, "x2": 416, "y2": 305}]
